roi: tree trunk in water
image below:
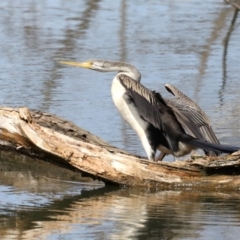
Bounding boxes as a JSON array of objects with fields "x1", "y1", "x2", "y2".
[{"x1": 0, "y1": 106, "x2": 240, "y2": 190}]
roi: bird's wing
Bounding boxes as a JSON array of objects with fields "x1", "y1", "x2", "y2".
[
  {"x1": 166, "y1": 99, "x2": 205, "y2": 140},
  {"x1": 119, "y1": 74, "x2": 165, "y2": 131},
  {"x1": 165, "y1": 84, "x2": 220, "y2": 145},
  {"x1": 118, "y1": 74, "x2": 185, "y2": 153}
]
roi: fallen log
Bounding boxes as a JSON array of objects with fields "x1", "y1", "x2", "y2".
[{"x1": 0, "y1": 106, "x2": 240, "y2": 190}]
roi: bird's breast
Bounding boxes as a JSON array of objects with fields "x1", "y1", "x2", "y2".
[
  {"x1": 111, "y1": 78, "x2": 127, "y2": 107},
  {"x1": 111, "y1": 78, "x2": 149, "y2": 133}
]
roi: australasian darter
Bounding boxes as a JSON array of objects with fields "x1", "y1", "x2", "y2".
[{"x1": 60, "y1": 60, "x2": 239, "y2": 161}]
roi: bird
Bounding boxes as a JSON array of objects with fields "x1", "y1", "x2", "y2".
[
  {"x1": 59, "y1": 59, "x2": 239, "y2": 161},
  {"x1": 164, "y1": 83, "x2": 220, "y2": 157}
]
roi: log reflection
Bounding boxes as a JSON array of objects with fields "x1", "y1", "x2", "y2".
[{"x1": 1, "y1": 188, "x2": 240, "y2": 239}]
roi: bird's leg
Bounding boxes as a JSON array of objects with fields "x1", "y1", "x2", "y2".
[{"x1": 155, "y1": 152, "x2": 166, "y2": 161}]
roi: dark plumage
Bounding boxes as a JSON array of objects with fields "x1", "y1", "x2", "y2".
[
  {"x1": 119, "y1": 74, "x2": 239, "y2": 160},
  {"x1": 165, "y1": 84, "x2": 220, "y2": 156}
]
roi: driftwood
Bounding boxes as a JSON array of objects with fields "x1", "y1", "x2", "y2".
[{"x1": 0, "y1": 106, "x2": 240, "y2": 190}]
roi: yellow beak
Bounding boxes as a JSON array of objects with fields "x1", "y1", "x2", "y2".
[{"x1": 59, "y1": 61, "x2": 92, "y2": 69}]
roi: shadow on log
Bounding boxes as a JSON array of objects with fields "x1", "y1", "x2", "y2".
[{"x1": 0, "y1": 106, "x2": 240, "y2": 190}]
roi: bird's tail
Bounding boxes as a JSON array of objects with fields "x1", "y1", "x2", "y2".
[{"x1": 182, "y1": 137, "x2": 239, "y2": 155}]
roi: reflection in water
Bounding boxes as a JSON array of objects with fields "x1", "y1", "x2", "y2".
[
  {"x1": 119, "y1": 0, "x2": 127, "y2": 61},
  {"x1": 43, "y1": 0, "x2": 102, "y2": 111},
  {"x1": 220, "y1": 8, "x2": 239, "y2": 105},
  {"x1": 1, "y1": 187, "x2": 240, "y2": 239},
  {"x1": 195, "y1": 6, "x2": 231, "y2": 103},
  {"x1": 0, "y1": 152, "x2": 106, "y2": 239},
  {"x1": 1, "y1": 0, "x2": 240, "y2": 239}
]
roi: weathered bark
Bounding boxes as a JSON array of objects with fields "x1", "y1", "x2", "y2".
[{"x1": 0, "y1": 106, "x2": 240, "y2": 190}]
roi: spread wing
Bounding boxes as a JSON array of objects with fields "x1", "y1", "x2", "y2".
[
  {"x1": 165, "y1": 84, "x2": 219, "y2": 145},
  {"x1": 165, "y1": 84, "x2": 220, "y2": 156}
]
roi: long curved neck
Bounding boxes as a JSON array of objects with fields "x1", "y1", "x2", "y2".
[{"x1": 104, "y1": 61, "x2": 141, "y2": 82}]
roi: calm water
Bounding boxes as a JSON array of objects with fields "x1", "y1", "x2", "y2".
[{"x1": 0, "y1": 0, "x2": 240, "y2": 239}]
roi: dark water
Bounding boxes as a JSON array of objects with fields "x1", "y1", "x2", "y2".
[{"x1": 0, "y1": 0, "x2": 240, "y2": 239}]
